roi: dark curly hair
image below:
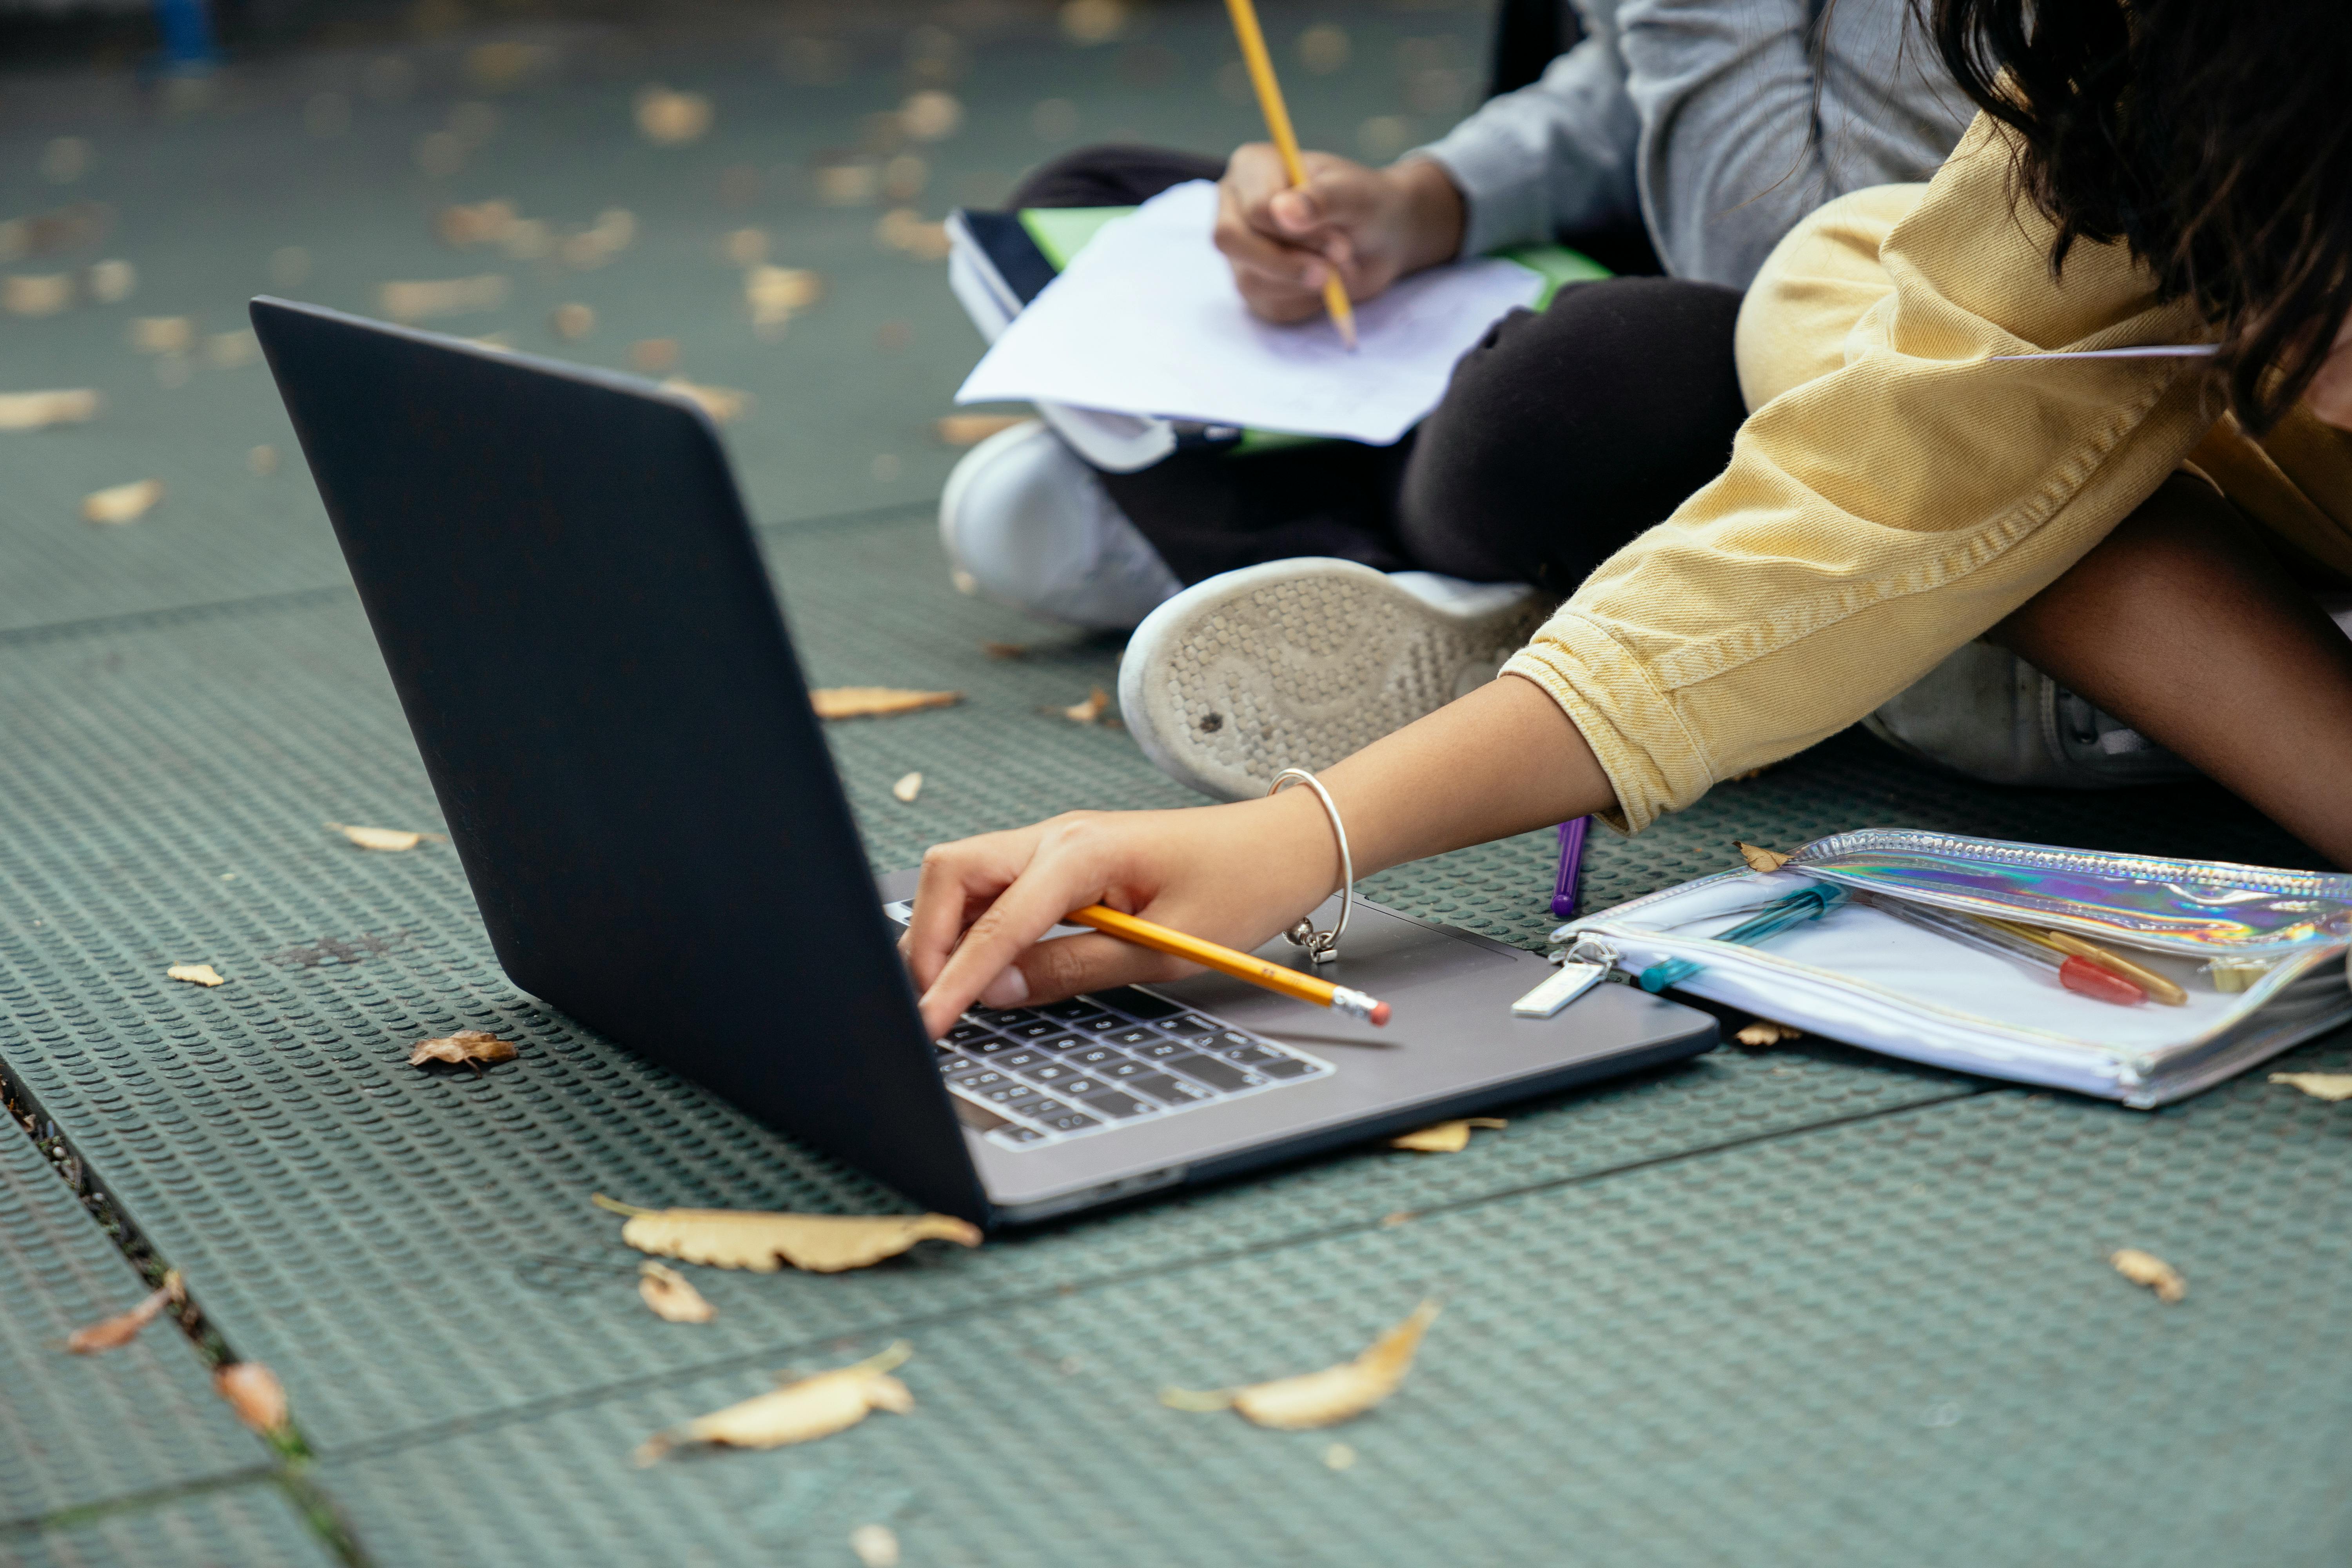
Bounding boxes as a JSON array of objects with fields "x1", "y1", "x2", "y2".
[{"x1": 1927, "y1": 0, "x2": 2352, "y2": 431}]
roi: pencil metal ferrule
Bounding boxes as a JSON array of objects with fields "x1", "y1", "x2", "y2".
[{"x1": 1328, "y1": 985, "x2": 1380, "y2": 1022}]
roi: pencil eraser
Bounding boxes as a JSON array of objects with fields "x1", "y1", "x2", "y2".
[{"x1": 1368, "y1": 1001, "x2": 1391, "y2": 1027}]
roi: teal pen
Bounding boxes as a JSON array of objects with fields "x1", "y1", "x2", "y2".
[{"x1": 1639, "y1": 883, "x2": 1849, "y2": 993}]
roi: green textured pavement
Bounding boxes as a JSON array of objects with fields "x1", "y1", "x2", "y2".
[
  {"x1": 0, "y1": 1112, "x2": 274, "y2": 1526},
  {"x1": 4, "y1": 4, "x2": 2352, "y2": 1565},
  {"x1": 7, "y1": 1485, "x2": 337, "y2": 1568}
]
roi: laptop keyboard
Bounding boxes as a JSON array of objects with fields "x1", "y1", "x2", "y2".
[{"x1": 937, "y1": 986, "x2": 1335, "y2": 1151}]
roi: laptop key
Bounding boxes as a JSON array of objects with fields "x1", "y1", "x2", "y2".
[
  {"x1": 1129, "y1": 1073, "x2": 1214, "y2": 1105},
  {"x1": 946, "y1": 1023, "x2": 991, "y2": 1046},
  {"x1": 974, "y1": 1007, "x2": 1037, "y2": 1027},
  {"x1": 1078, "y1": 1014, "x2": 1128, "y2": 1033},
  {"x1": 1106, "y1": 1027, "x2": 1160, "y2": 1049},
  {"x1": 1218, "y1": 1043, "x2": 1284, "y2": 1067},
  {"x1": 1051, "y1": 1075, "x2": 1107, "y2": 1097},
  {"x1": 950, "y1": 1067, "x2": 1010, "y2": 1092},
  {"x1": 1163, "y1": 1054, "x2": 1261, "y2": 1093},
  {"x1": 1068, "y1": 1044, "x2": 1124, "y2": 1070},
  {"x1": 995, "y1": 1049, "x2": 1050, "y2": 1073},
  {"x1": 1103, "y1": 1057, "x2": 1157, "y2": 1080},
  {"x1": 995, "y1": 1125, "x2": 1049, "y2": 1145},
  {"x1": 963, "y1": 1034, "x2": 1018, "y2": 1056},
  {"x1": 1009, "y1": 1018, "x2": 1066, "y2": 1040},
  {"x1": 1255, "y1": 1057, "x2": 1318, "y2": 1080},
  {"x1": 1041, "y1": 1000, "x2": 1109, "y2": 1023},
  {"x1": 1022, "y1": 1062, "x2": 1085, "y2": 1089},
  {"x1": 935, "y1": 1054, "x2": 982, "y2": 1077},
  {"x1": 1082, "y1": 1090, "x2": 1157, "y2": 1120},
  {"x1": 1161, "y1": 1015, "x2": 1217, "y2": 1037},
  {"x1": 1133, "y1": 1038, "x2": 1191, "y2": 1062},
  {"x1": 1033, "y1": 1033, "x2": 1088, "y2": 1052},
  {"x1": 1038, "y1": 1108, "x2": 1100, "y2": 1133},
  {"x1": 980, "y1": 1081, "x2": 1043, "y2": 1107},
  {"x1": 1095, "y1": 987, "x2": 1182, "y2": 1020}
]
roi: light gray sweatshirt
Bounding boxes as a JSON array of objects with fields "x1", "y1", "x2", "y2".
[{"x1": 1417, "y1": 0, "x2": 1972, "y2": 288}]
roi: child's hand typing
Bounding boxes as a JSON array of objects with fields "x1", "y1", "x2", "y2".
[{"x1": 898, "y1": 791, "x2": 1342, "y2": 1041}]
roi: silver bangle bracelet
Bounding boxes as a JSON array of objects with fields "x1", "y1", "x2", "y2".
[{"x1": 1267, "y1": 767, "x2": 1353, "y2": 964}]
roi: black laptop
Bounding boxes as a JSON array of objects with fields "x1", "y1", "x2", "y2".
[{"x1": 252, "y1": 298, "x2": 1716, "y2": 1227}]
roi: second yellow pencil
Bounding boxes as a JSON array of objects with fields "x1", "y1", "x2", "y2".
[{"x1": 1221, "y1": 0, "x2": 1358, "y2": 348}]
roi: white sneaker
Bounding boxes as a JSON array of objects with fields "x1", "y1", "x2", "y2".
[
  {"x1": 1118, "y1": 557, "x2": 1552, "y2": 801},
  {"x1": 937, "y1": 418, "x2": 1182, "y2": 630}
]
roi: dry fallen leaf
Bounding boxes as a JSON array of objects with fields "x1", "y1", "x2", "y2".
[
  {"x1": 1163, "y1": 1301, "x2": 1441, "y2": 1430},
  {"x1": 2111, "y1": 1248, "x2": 2186, "y2": 1303},
  {"x1": 638, "y1": 1261, "x2": 716, "y2": 1323},
  {"x1": 65, "y1": 1270, "x2": 182, "y2": 1354},
  {"x1": 207, "y1": 331, "x2": 259, "y2": 369},
  {"x1": 323, "y1": 821, "x2": 444, "y2": 851},
  {"x1": 1736, "y1": 841, "x2": 1794, "y2": 874},
  {"x1": 82, "y1": 479, "x2": 162, "y2": 524},
  {"x1": 721, "y1": 227, "x2": 768, "y2": 267},
  {"x1": 86, "y1": 258, "x2": 135, "y2": 303},
  {"x1": 810, "y1": 687, "x2": 962, "y2": 720},
  {"x1": 214, "y1": 1361, "x2": 290, "y2": 1434},
  {"x1": 1061, "y1": 686, "x2": 1112, "y2": 725},
  {"x1": 1388, "y1": 1117, "x2": 1506, "y2": 1153},
  {"x1": 900, "y1": 89, "x2": 963, "y2": 142},
  {"x1": 379, "y1": 274, "x2": 509, "y2": 323},
  {"x1": 4, "y1": 272, "x2": 73, "y2": 317},
  {"x1": 595, "y1": 1195, "x2": 982, "y2": 1273},
  {"x1": 633, "y1": 1341, "x2": 914, "y2": 1464},
  {"x1": 1735, "y1": 1021, "x2": 1805, "y2": 1047},
  {"x1": 128, "y1": 315, "x2": 193, "y2": 354},
  {"x1": 662, "y1": 376, "x2": 750, "y2": 423},
  {"x1": 874, "y1": 208, "x2": 951, "y2": 261},
  {"x1": 436, "y1": 197, "x2": 518, "y2": 248},
  {"x1": 167, "y1": 963, "x2": 226, "y2": 988},
  {"x1": 745, "y1": 264, "x2": 822, "y2": 330},
  {"x1": 2269, "y1": 1072, "x2": 2352, "y2": 1102},
  {"x1": 1060, "y1": 0, "x2": 1130, "y2": 44},
  {"x1": 813, "y1": 160, "x2": 880, "y2": 207},
  {"x1": 549, "y1": 301, "x2": 595, "y2": 341},
  {"x1": 635, "y1": 85, "x2": 714, "y2": 146},
  {"x1": 408, "y1": 1029, "x2": 519, "y2": 1069},
  {"x1": 628, "y1": 337, "x2": 679, "y2": 373},
  {"x1": 936, "y1": 413, "x2": 1027, "y2": 447},
  {"x1": 849, "y1": 1524, "x2": 902, "y2": 1568},
  {"x1": 891, "y1": 771, "x2": 923, "y2": 803},
  {"x1": 0, "y1": 388, "x2": 100, "y2": 430}
]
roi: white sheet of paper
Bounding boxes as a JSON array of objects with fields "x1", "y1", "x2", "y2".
[{"x1": 955, "y1": 181, "x2": 1544, "y2": 445}]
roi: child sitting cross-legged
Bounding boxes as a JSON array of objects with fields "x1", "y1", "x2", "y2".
[{"x1": 901, "y1": 0, "x2": 2352, "y2": 1036}]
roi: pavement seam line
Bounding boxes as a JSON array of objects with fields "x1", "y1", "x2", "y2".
[{"x1": 0, "y1": 1060, "x2": 378, "y2": 1566}]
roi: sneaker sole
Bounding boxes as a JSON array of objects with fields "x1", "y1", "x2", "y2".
[{"x1": 1118, "y1": 558, "x2": 1553, "y2": 801}]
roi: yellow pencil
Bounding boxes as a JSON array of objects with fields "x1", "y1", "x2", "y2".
[
  {"x1": 1984, "y1": 918, "x2": 2189, "y2": 1005},
  {"x1": 1069, "y1": 903, "x2": 1390, "y2": 1024},
  {"x1": 1221, "y1": 0, "x2": 1358, "y2": 349}
]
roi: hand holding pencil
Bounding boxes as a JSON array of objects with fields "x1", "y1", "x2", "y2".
[{"x1": 1211, "y1": 0, "x2": 1469, "y2": 341}]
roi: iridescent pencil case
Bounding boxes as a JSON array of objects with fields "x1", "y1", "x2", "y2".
[{"x1": 1554, "y1": 829, "x2": 2352, "y2": 1106}]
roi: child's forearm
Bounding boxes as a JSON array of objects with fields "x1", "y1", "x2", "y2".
[{"x1": 1320, "y1": 672, "x2": 1615, "y2": 875}]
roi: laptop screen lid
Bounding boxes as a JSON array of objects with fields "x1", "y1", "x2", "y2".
[{"x1": 251, "y1": 296, "x2": 989, "y2": 1223}]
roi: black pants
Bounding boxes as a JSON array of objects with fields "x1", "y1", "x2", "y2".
[{"x1": 1010, "y1": 148, "x2": 1749, "y2": 595}]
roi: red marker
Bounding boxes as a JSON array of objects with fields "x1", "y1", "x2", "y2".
[{"x1": 1863, "y1": 895, "x2": 2146, "y2": 1005}]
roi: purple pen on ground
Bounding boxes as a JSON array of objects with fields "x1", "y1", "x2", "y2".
[{"x1": 1551, "y1": 817, "x2": 1589, "y2": 919}]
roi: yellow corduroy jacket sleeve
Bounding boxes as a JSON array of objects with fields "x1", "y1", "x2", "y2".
[{"x1": 1503, "y1": 114, "x2": 2214, "y2": 832}]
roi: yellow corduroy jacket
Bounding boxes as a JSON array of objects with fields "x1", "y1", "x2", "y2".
[{"x1": 1503, "y1": 113, "x2": 2352, "y2": 833}]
